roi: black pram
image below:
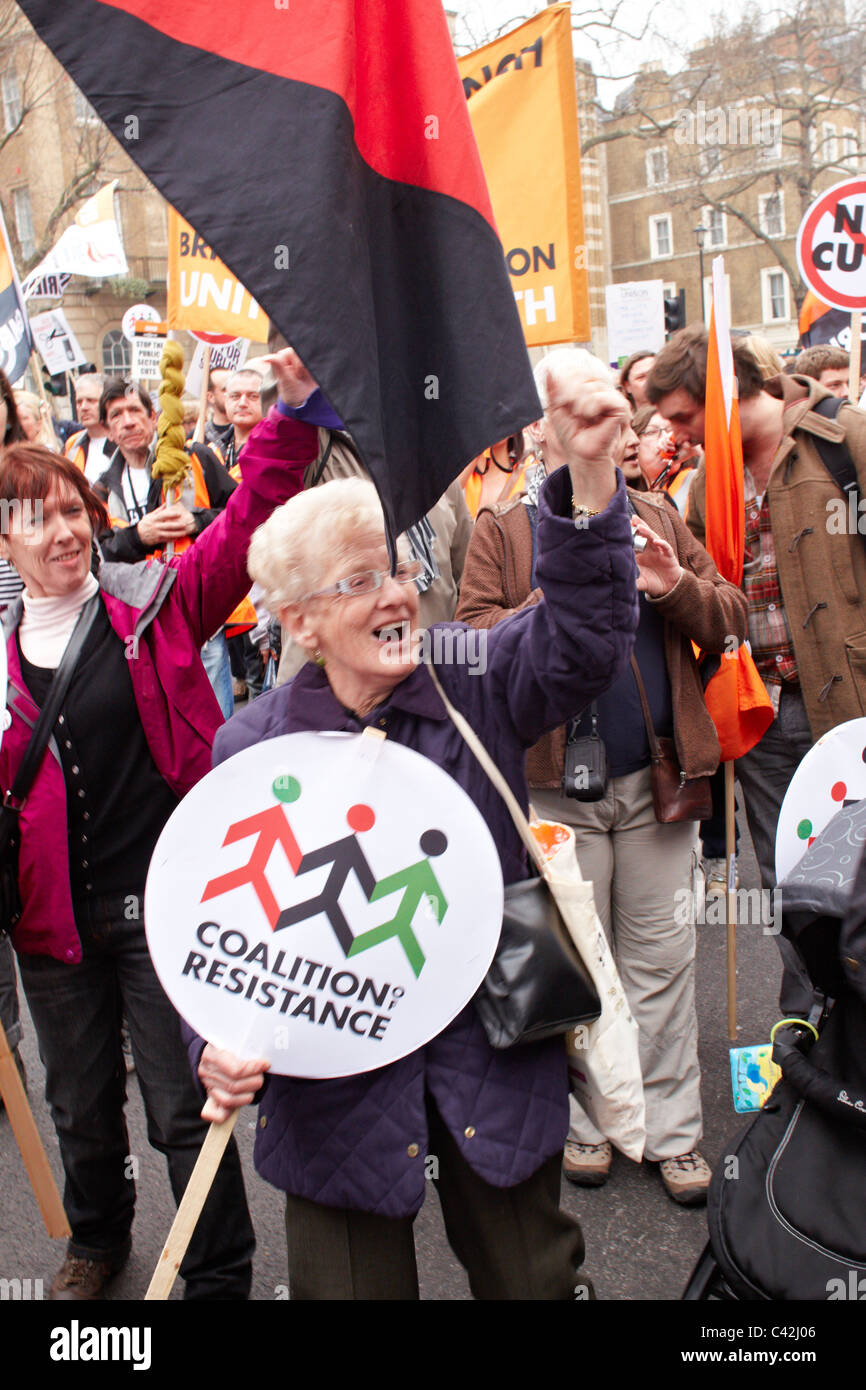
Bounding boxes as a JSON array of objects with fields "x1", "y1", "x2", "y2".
[{"x1": 684, "y1": 799, "x2": 866, "y2": 1300}]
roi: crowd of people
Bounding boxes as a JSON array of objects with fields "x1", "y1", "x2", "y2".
[{"x1": 0, "y1": 320, "x2": 864, "y2": 1301}]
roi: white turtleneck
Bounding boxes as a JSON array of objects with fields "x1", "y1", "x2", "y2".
[{"x1": 19, "y1": 573, "x2": 100, "y2": 668}]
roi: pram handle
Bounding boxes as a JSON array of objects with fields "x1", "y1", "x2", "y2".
[{"x1": 772, "y1": 1024, "x2": 866, "y2": 1132}]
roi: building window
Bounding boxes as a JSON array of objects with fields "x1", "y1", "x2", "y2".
[
  {"x1": 12, "y1": 187, "x2": 35, "y2": 260},
  {"x1": 702, "y1": 206, "x2": 727, "y2": 248},
  {"x1": 759, "y1": 191, "x2": 785, "y2": 238},
  {"x1": 646, "y1": 147, "x2": 668, "y2": 188},
  {"x1": 698, "y1": 146, "x2": 723, "y2": 177},
  {"x1": 102, "y1": 329, "x2": 131, "y2": 374},
  {"x1": 758, "y1": 114, "x2": 782, "y2": 162},
  {"x1": 761, "y1": 267, "x2": 790, "y2": 323},
  {"x1": 72, "y1": 85, "x2": 99, "y2": 124},
  {"x1": 840, "y1": 128, "x2": 858, "y2": 166},
  {"x1": 822, "y1": 123, "x2": 838, "y2": 165},
  {"x1": 649, "y1": 214, "x2": 672, "y2": 259},
  {"x1": 1, "y1": 69, "x2": 21, "y2": 134}
]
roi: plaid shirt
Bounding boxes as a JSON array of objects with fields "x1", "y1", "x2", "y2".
[{"x1": 743, "y1": 470, "x2": 798, "y2": 702}]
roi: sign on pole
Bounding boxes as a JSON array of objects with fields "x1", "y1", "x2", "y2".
[
  {"x1": 604, "y1": 281, "x2": 665, "y2": 363},
  {"x1": 184, "y1": 337, "x2": 250, "y2": 399},
  {"x1": 145, "y1": 733, "x2": 504, "y2": 1078},
  {"x1": 131, "y1": 320, "x2": 168, "y2": 380},
  {"x1": 29, "y1": 308, "x2": 86, "y2": 374},
  {"x1": 122, "y1": 302, "x2": 161, "y2": 342},
  {"x1": 457, "y1": 4, "x2": 589, "y2": 346},
  {"x1": 797, "y1": 180, "x2": 866, "y2": 409}
]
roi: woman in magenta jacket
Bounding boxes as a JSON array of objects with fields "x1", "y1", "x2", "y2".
[{"x1": 0, "y1": 350, "x2": 319, "y2": 1301}]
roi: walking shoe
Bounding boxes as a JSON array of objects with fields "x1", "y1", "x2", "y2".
[
  {"x1": 704, "y1": 857, "x2": 738, "y2": 900},
  {"x1": 658, "y1": 1150, "x2": 712, "y2": 1206},
  {"x1": 562, "y1": 1140, "x2": 612, "y2": 1187},
  {"x1": 232, "y1": 677, "x2": 247, "y2": 701},
  {"x1": 49, "y1": 1252, "x2": 128, "y2": 1301}
]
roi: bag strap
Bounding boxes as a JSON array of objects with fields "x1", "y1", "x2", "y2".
[
  {"x1": 426, "y1": 663, "x2": 547, "y2": 875},
  {"x1": 809, "y1": 396, "x2": 866, "y2": 555},
  {"x1": 5, "y1": 593, "x2": 101, "y2": 811},
  {"x1": 629, "y1": 653, "x2": 662, "y2": 760}
]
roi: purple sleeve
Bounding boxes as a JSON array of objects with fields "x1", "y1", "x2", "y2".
[{"x1": 276, "y1": 388, "x2": 344, "y2": 431}]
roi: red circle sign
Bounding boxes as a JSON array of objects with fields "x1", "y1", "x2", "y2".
[
  {"x1": 797, "y1": 179, "x2": 866, "y2": 312},
  {"x1": 189, "y1": 330, "x2": 238, "y2": 345}
]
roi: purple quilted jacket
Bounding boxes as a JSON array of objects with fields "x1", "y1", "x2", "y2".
[{"x1": 187, "y1": 465, "x2": 639, "y2": 1217}]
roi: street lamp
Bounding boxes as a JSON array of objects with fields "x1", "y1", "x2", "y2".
[{"x1": 694, "y1": 223, "x2": 707, "y2": 323}]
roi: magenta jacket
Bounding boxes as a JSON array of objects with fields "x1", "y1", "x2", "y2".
[{"x1": 1, "y1": 408, "x2": 318, "y2": 964}]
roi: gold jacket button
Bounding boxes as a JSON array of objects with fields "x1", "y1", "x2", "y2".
[
  {"x1": 464, "y1": 1126, "x2": 476, "y2": 1139},
  {"x1": 407, "y1": 1143, "x2": 420, "y2": 1157},
  {"x1": 259, "y1": 1115, "x2": 268, "y2": 1129}
]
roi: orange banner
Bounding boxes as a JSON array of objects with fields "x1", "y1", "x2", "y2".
[
  {"x1": 166, "y1": 208, "x2": 268, "y2": 342},
  {"x1": 457, "y1": 5, "x2": 589, "y2": 346}
]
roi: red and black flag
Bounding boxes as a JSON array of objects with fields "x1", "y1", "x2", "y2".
[{"x1": 18, "y1": 0, "x2": 540, "y2": 538}]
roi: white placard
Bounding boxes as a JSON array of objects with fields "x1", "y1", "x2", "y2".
[
  {"x1": 775, "y1": 718, "x2": 866, "y2": 882},
  {"x1": 122, "y1": 302, "x2": 161, "y2": 342},
  {"x1": 145, "y1": 733, "x2": 504, "y2": 1078},
  {"x1": 184, "y1": 337, "x2": 250, "y2": 399},
  {"x1": 797, "y1": 178, "x2": 866, "y2": 313},
  {"x1": 131, "y1": 331, "x2": 167, "y2": 381},
  {"x1": 605, "y1": 280, "x2": 665, "y2": 363},
  {"x1": 29, "y1": 309, "x2": 86, "y2": 374}
]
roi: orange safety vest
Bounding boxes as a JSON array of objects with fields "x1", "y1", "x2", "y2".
[
  {"x1": 666, "y1": 465, "x2": 695, "y2": 519},
  {"x1": 157, "y1": 452, "x2": 256, "y2": 635}
]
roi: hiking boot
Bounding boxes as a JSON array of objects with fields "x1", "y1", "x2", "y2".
[
  {"x1": 49, "y1": 1252, "x2": 128, "y2": 1301},
  {"x1": 658, "y1": 1150, "x2": 712, "y2": 1206},
  {"x1": 232, "y1": 677, "x2": 247, "y2": 701},
  {"x1": 704, "y1": 857, "x2": 738, "y2": 900},
  {"x1": 562, "y1": 1140, "x2": 612, "y2": 1187}
]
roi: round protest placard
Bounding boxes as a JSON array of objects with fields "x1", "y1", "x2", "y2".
[
  {"x1": 775, "y1": 717, "x2": 866, "y2": 882},
  {"x1": 145, "y1": 732, "x2": 504, "y2": 1078},
  {"x1": 121, "y1": 302, "x2": 161, "y2": 342},
  {"x1": 796, "y1": 179, "x2": 866, "y2": 313}
]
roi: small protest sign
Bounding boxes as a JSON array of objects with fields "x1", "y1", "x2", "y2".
[
  {"x1": 145, "y1": 733, "x2": 503, "y2": 1077},
  {"x1": 796, "y1": 178, "x2": 866, "y2": 313},
  {"x1": 29, "y1": 308, "x2": 86, "y2": 374},
  {"x1": 130, "y1": 320, "x2": 167, "y2": 380}
]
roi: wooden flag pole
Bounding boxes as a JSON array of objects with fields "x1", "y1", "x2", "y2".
[
  {"x1": 849, "y1": 311, "x2": 862, "y2": 404},
  {"x1": 724, "y1": 759, "x2": 738, "y2": 1042},
  {"x1": 193, "y1": 343, "x2": 211, "y2": 447},
  {"x1": 145, "y1": 1109, "x2": 239, "y2": 1301},
  {"x1": 0, "y1": 1018, "x2": 70, "y2": 1238}
]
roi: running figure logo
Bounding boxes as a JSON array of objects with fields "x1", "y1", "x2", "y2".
[{"x1": 200, "y1": 775, "x2": 448, "y2": 977}]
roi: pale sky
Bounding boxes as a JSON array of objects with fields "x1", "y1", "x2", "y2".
[{"x1": 450, "y1": 0, "x2": 753, "y2": 106}]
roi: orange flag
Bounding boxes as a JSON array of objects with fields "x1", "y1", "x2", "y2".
[{"x1": 702, "y1": 257, "x2": 773, "y2": 762}]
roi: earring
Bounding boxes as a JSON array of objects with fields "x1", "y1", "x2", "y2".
[{"x1": 314, "y1": 650, "x2": 326, "y2": 668}]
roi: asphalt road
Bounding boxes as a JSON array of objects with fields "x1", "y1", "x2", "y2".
[{"x1": 0, "y1": 804, "x2": 780, "y2": 1304}]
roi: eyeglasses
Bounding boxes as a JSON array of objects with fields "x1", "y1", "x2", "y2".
[
  {"x1": 640, "y1": 427, "x2": 668, "y2": 440},
  {"x1": 305, "y1": 559, "x2": 423, "y2": 600}
]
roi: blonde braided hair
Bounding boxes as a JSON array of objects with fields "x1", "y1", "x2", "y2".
[{"x1": 152, "y1": 340, "x2": 191, "y2": 497}]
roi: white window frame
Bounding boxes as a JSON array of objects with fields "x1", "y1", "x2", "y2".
[
  {"x1": 1, "y1": 69, "x2": 21, "y2": 134},
  {"x1": 822, "y1": 122, "x2": 838, "y2": 165},
  {"x1": 758, "y1": 190, "x2": 785, "y2": 238},
  {"x1": 840, "y1": 127, "x2": 858, "y2": 166},
  {"x1": 761, "y1": 266, "x2": 791, "y2": 323},
  {"x1": 645, "y1": 146, "x2": 668, "y2": 189},
  {"x1": 12, "y1": 187, "x2": 34, "y2": 260},
  {"x1": 702, "y1": 205, "x2": 727, "y2": 249},
  {"x1": 662, "y1": 281, "x2": 677, "y2": 299},
  {"x1": 649, "y1": 213, "x2": 673, "y2": 260}
]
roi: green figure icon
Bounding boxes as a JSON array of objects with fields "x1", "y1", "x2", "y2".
[{"x1": 348, "y1": 830, "x2": 448, "y2": 978}]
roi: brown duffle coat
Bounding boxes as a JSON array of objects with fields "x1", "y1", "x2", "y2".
[{"x1": 456, "y1": 485, "x2": 748, "y2": 786}]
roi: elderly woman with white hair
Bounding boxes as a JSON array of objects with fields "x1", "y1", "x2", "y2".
[
  {"x1": 189, "y1": 354, "x2": 643, "y2": 1301},
  {"x1": 457, "y1": 347, "x2": 748, "y2": 1207}
]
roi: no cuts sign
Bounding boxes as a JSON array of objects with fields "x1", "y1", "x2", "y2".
[
  {"x1": 797, "y1": 179, "x2": 866, "y2": 312},
  {"x1": 145, "y1": 732, "x2": 503, "y2": 1079}
]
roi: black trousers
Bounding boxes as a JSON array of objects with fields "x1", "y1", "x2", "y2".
[{"x1": 284, "y1": 1096, "x2": 589, "y2": 1300}]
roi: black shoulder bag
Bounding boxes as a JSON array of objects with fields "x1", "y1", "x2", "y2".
[
  {"x1": 810, "y1": 395, "x2": 866, "y2": 558},
  {"x1": 0, "y1": 594, "x2": 101, "y2": 938}
]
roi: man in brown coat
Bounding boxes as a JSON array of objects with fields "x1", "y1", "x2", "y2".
[{"x1": 648, "y1": 325, "x2": 866, "y2": 1004}]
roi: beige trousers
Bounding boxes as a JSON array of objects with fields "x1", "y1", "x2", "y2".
[{"x1": 532, "y1": 766, "x2": 702, "y2": 1161}]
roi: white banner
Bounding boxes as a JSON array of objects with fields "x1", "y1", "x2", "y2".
[
  {"x1": 145, "y1": 733, "x2": 503, "y2": 1078},
  {"x1": 21, "y1": 182, "x2": 128, "y2": 297},
  {"x1": 23, "y1": 271, "x2": 71, "y2": 302},
  {"x1": 29, "y1": 308, "x2": 86, "y2": 374},
  {"x1": 185, "y1": 337, "x2": 250, "y2": 399}
]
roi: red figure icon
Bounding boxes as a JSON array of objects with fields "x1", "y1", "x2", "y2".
[{"x1": 201, "y1": 804, "x2": 303, "y2": 928}]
